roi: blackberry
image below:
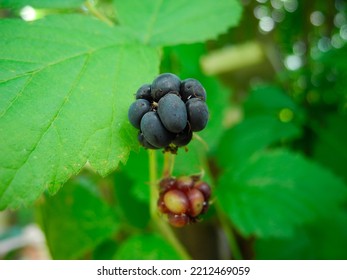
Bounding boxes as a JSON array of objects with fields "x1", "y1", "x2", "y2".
[{"x1": 157, "y1": 175, "x2": 211, "y2": 227}]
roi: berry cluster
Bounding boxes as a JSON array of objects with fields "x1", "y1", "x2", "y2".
[
  {"x1": 157, "y1": 175, "x2": 211, "y2": 227},
  {"x1": 128, "y1": 73, "x2": 209, "y2": 150}
]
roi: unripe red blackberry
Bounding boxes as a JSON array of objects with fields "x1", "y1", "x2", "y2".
[
  {"x1": 167, "y1": 213, "x2": 190, "y2": 228},
  {"x1": 157, "y1": 175, "x2": 211, "y2": 227},
  {"x1": 187, "y1": 188, "x2": 205, "y2": 217},
  {"x1": 163, "y1": 189, "x2": 189, "y2": 214}
]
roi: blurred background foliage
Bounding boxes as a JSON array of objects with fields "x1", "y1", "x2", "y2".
[{"x1": 1, "y1": 0, "x2": 347, "y2": 260}]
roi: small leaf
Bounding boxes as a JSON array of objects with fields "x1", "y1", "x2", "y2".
[
  {"x1": 217, "y1": 149, "x2": 347, "y2": 238},
  {"x1": 113, "y1": 0, "x2": 243, "y2": 46},
  {"x1": 37, "y1": 175, "x2": 119, "y2": 259},
  {"x1": 0, "y1": 15, "x2": 160, "y2": 209},
  {"x1": 244, "y1": 85, "x2": 305, "y2": 124},
  {"x1": 115, "y1": 233, "x2": 182, "y2": 260},
  {"x1": 217, "y1": 115, "x2": 301, "y2": 169}
]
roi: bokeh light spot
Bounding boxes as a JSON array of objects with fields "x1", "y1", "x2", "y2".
[
  {"x1": 279, "y1": 108, "x2": 294, "y2": 123},
  {"x1": 20, "y1": 6, "x2": 37, "y2": 21}
]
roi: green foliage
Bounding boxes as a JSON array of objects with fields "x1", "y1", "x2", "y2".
[
  {"x1": 255, "y1": 211, "x2": 347, "y2": 259},
  {"x1": 217, "y1": 116, "x2": 301, "y2": 169},
  {"x1": 113, "y1": 170, "x2": 150, "y2": 229},
  {"x1": 0, "y1": 0, "x2": 241, "y2": 210},
  {"x1": 314, "y1": 114, "x2": 347, "y2": 183},
  {"x1": 0, "y1": 15, "x2": 159, "y2": 209},
  {"x1": 217, "y1": 86, "x2": 302, "y2": 169},
  {"x1": 113, "y1": 0, "x2": 242, "y2": 46},
  {"x1": 37, "y1": 175, "x2": 118, "y2": 259},
  {"x1": 1, "y1": 0, "x2": 347, "y2": 261},
  {"x1": 115, "y1": 234, "x2": 182, "y2": 260},
  {"x1": 244, "y1": 86, "x2": 305, "y2": 123},
  {"x1": 217, "y1": 149, "x2": 347, "y2": 238}
]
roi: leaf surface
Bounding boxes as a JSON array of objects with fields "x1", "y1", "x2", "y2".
[
  {"x1": 115, "y1": 233, "x2": 181, "y2": 260},
  {"x1": 37, "y1": 175, "x2": 118, "y2": 259},
  {"x1": 255, "y1": 211, "x2": 347, "y2": 259},
  {"x1": 217, "y1": 149, "x2": 347, "y2": 238},
  {"x1": 113, "y1": 0, "x2": 242, "y2": 46},
  {"x1": 217, "y1": 115, "x2": 301, "y2": 169},
  {"x1": 0, "y1": 15, "x2": 160, "y2": 209}
]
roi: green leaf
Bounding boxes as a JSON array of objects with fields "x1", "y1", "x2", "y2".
[
  {"x1": 113, "y1": 0, "x2": 243, "y2": 46},
  {"x1": 92, "y1": 239, "x2": 118, "y2": 260},
  {"x1": 244, "y1": 85, "x2": 305, "y2": 124},
  {"x1": 115, "y1": 233, "x2": 181, "y2": 260},
  {"x1": 0, "y1": 0, "x2": 84, "y2": 9},
  {"x1": 255, "y1": 211, "x2": 347, "y2": 259},
  {"x1": 313, "y1": 114, "x2": 347, "y2": 183},
  {"x1": 0, "y1": 15, "x2": 160, "y2": 209},
  {"x1": 113, "y1": 170, "x2": 151, "y2": 229},
  {"x1": 217, "y1": 116, "x2": 301, "y2": 169},
  {"x1": 217, "y1": 149, "x2": 347, "y2": 238},
  {"x1": 170, "y1": 141, "x2": 210, "y2": 179},
  {"x1": 118, "y1": 148, "x2": 150, "y2": 203},
  {"x1": 37, "y1": 175, "x2": 119, "y2": 259}
]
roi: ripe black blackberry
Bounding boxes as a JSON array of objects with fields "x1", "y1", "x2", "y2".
[{"x1": 128, "y1": 73, "x2": 209, "y2": 151}]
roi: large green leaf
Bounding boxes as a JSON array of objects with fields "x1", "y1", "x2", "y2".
[
  {"x1": 113, "y1": 0, "x2": 242, "y2": 46},
  {"x1": 115, "y1": 233, "x2": 181, "y2": 260},
  {"x1": 0, "y1": 15, "x2": 160, "y2": 209},
  {"x1": 37, "y1": 175, "x2": 119, "y2": 259},
  {"x1": 255, "y1": 211, "x2": 347, "y2": 259},
  {"x1": 217, "y1": 149, "x2": 347, "y2": 238}
]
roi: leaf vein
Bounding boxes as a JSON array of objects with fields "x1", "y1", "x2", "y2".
[
  {"x1": 0, "y1": 54, "x2": 91, "y2": 201},
  {"x1": 143, "y1": 0, "x2": 163, "y2": 44}
]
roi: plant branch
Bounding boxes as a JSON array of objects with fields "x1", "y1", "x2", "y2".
[
  {"x1": 162, "y1": 151, "x2": 175, "y2": 178},
  {"x1": 216, "y1": 203, "x2": 243, "y2": 260},
  {"x1": 148, "y1": 149, "x2": 191, "y2": 259}
]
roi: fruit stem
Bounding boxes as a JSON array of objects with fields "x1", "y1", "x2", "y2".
[
  {"x1": 148, "y1": 149, "x2": 191, "y2": 260},
  {"x1": 193, "y1": 133, "x2": 209, "y2": 150},
  {"x1": 149, "y1": 149, "x2": 158, "y2": 218},
  {"x1": 162, "y1": 151, "x2": 175, "y2": 178},
  {"x1": 216, "y1": 203, "x2": 243, "y2": 260},
  {"x1": 84, "y1": 0, "x2": 114, "y2": 26}
]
